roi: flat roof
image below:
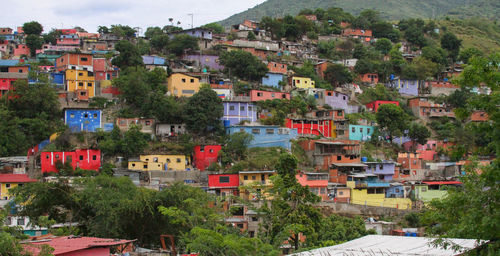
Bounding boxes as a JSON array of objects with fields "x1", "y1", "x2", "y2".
[
  {"x1": 239, "y1": 170, "x2": 275, "y2": 174},
  {"x1": 290, "y1": 235, "x2": 485, "y2": 256},
  {"x1": 331, "y1": 163, "x2": 367, "y2": 167},
  {"x1": 423, "y1": 181, "x2": 462, "y2": 185}
]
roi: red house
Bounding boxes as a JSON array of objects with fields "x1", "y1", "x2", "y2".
[
  {"x1": 208, "y1": 174, "x2": 239, "y2": 197},
  {"x1": 24, "y1": 236, "x2": 134, "y2": 256},
  {"x1": 41, "y1": 149, "x2": 101, "y2": 173},
  {"x1": 193, "y1": 145, "x2": 221, "y2": 171},
  {"x1": 365, "y1": 100, "x2": 399, "y2": 112},
  {"x1": 296, "y1": 172, "x2": 329, "y2": 201}
]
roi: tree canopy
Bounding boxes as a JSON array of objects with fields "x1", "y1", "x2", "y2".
[{"x1": 219, "y1": 50, "x2": 268, "y2": 81}]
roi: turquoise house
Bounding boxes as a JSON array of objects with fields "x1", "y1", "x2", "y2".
[{"x1": 349, "y1": 125, "x2": 376, "y2": 141}]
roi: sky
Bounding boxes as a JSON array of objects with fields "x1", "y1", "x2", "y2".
[{"x1": 0, "y1": 0, "x2": 266, "y2": 34}]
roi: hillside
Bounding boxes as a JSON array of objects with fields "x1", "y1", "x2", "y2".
[
  {"x1": 219, "y1": 0, "x2": 499, "y2": 26},
  {"x1": 437, "y1": 18, "x2": 500, "y2": 54}
]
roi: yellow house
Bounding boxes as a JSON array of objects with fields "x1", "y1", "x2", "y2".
[
  {"x1": 65, "y1": 69, "x2": 96, "y2": 97},
  {"x1": 347, "y1": 174, "x2": 412, "y2": 210},
  {"x1": 292, "y1": 76, "x2": 315, "y2": 89},
  {"x1": 238, "y1": 170, "x2": 275, "y2": 201},
  {"x1": 0, "y1": 174, "x2": 36, "y2": 200},
  {"x1": 167, "y1": 73, "x2": 200, "y2": 97},
  {"x1": 128, "y1": 155, "x2": 191, "y2": 171}
]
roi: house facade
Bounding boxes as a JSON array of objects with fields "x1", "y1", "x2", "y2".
[
  {"x1": 388, "y1": 79, "x2": 420, "y2": 96},
  {"x1": 347, "y1": 174, "x2": 412, "y2": 209},
  {"x1": 296, "y1": 172, "x2": 329, "y2": 201},
  {"x1": 348, "y1": 125, "x2": 375, "y2": 141},
  {"x1": 115, "y1": 118, "x2": 155, "y2": 134},
  {"x1": 299, "y1": 140, "x2": 362, "y2": 170},
  {"x1": 291, "y1": 76, "x2": 315, "y2": 89},
  {"x1": 359, "y1": 73, "x2": 378, "y2": 84},
  {"x1": 167, "y1": 73, "x2": 200, "y2": 97},
  {"x1": 262, "y1": 73, "x2": 284, "y2": 88},
  {"x1": 64, "y1": 108, "x2": 102, "y2": 132},
  {"x1": 193, "y1": 145, "x2": 222, "y2": 171},
  {"x1": 222, "y1": 101, "x2": 257, "y2": 126},
  {"x1": 55, "y1": 53, "x2": 93, "y2": 71},
  {"x1": 65, "y1": 69, "x2": 96, "y2": 98},
  {"x1": 41, "y1": 149, "x2": 101, "y2": 173},
  {"x1": 250, "y1": 90, "x2": 289, "y2": 101},
  {"x1": 365, "y1": 162, "x2": 396, "y2": 181},
  {"x1": 0, "y1": 174, "x2": 36, "y2": 200},
  {"x1": 325, "y1": 90, "x2": 349, "y2": 111},
  {"x1": 226, "y1": 125, "x2": 298, "y2": 150},
  {"x1": 239, "y1": 170, "x2": 275, "y2": 201},
  {"x1": 286, "y1": 109, "x2": 347, "y2": 139},
  {"x1": 365, "y1": 100, "x2": 399, "y2": 112},
  {"x1": 208, "y1": 174, "x2": 239, "y2": 197},
  {"x1": 128, "y1": 155, "x2": 191, "y2": 171}
]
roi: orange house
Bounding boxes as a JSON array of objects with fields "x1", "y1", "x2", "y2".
[
  {"x1": 299, "y1": 140, "x2": 361, "y2": 170},
  {"x1": 359, "y1": 73, "x2": 378, "y2": 84},
  {"x1": 470, "y1": 111, "x2": 489, "y2": 122},
  {"x1": 267, "y1": 62, "x2": 287, "y2": 74},
  {"x1": 56, "y1": 53, "x2": 93, "y2": 71},
  {"x1": 13, "y1": 44, "x2": 30, "y2": 56},
  {"x1": 296, "y1": 172, "x2": 329, "y2": 201}
]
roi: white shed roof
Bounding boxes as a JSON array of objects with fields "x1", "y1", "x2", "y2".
[{"x1": 289, "y1": 235, "x2": 484, "y2": 256}]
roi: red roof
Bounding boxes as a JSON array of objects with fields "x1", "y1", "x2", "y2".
[
  {"x1": 423, "y1": 181, "x2": 462, "y2": 185},
  {"x1": 0, "y1": 174, "x2": 37, "y2": 183},
  {"x1": 24, "y1": 236, "x2": 134, "y2": 255}
]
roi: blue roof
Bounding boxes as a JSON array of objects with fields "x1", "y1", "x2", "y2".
[{"x1": 0, "y1": 59, "x2": 20, "y2": 66}]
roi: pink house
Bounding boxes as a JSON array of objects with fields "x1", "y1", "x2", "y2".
[
  {"x1": 296, "y1": 172, "x2": 329, "y2": 201},
  {"x1": 23, "y1": 236, "x2": 134, "y2": 256},
  {"x1": 13, "y1": 44, "x2": 30, "y2": 56},
  {"x1": 250, "y1": 89, "x2": 290, "y2": 101}
]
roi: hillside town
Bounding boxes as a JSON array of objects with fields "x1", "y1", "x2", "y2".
[{"x1": 0, "y1": 6, "x2": 498, "y2": 256}]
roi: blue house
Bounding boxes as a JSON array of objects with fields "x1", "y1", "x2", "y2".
[
  {"x1": 388, "y1": 79, "x2": 420, "y2": 96},
  {"x1": 262, "y1": 73, "x2": 283, "y2": 88},
  {"x1": 222, "y1": 101, "x2": 257, "y2": 127},
  {"x1": 349, "y1": 125, "x2": 375, "y2": 141},
  {"x1": 386, "y1": 184, "x2": 408, "y2": 198},
  {"x1": 365, "y1": 161, "x2": 396, "y2": 181},
  {"x1": 226, "y1": 125, "x2": 298, "y2": 150},
  {"x1": 64, "y1": 108, "x2": 102, "y2": 132}
]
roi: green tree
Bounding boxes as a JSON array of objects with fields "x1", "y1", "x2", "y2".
[
  {"x1": 22, "y1": 21, "x2": 43, "y2": 35},
  {"x1": 144, "y1": 26, "x2": 163, "y2": 39},
  {"x1": 122, "y1": 124, "x2": 150, "y2": 158},
  {"x1": 168, "y1": 34, "x2": 199, "y2": 56},
  {"x1": 113, "y1": 67, "x2": 150, "y2": 108},
  {"x1": 97, "y1": 26, "x2": 109, "y2": 34},
  {"x1": 43, "y1": 29, "x2": 62, "y2": 45},
  {"x1": 376, "y1": 104, "x2": 408, "y2": 140},
  {"x1": 111, "y1": 40, "x2": 144, "y2": 69},
  {"x1": 247, "y1": 31, "x2": 257, "y2": 41},
  {"x1": 441, "y1": 32, "x2": 462, "y2": 62},
  {"x1": 110, "y1": 24, "x2": 136, "y2": 38},
  {"x1": 413, "y1": 57, "x2": 440, "y2": 80},
  {"x1": 458, "y1": 47, "x2": 483, "y2": 64},
  {"x1": 201, "y1": 23, "x2": 225, "y2": 34},
  {"x1": 324, "y1": 63, "x2": 353, "y2": 87},
  {"x1": 219, "y1": 50, "x2": 268, "y2": 81},
  {"x1": 260, "y1": 153, "x2": 322, "y2": 251},
  {"x1": 408, "y1": 122, "x2": 431, "y2": 149},
  {"x1": 220, "y1": 132, "x2": 253, "y2": 165},
  {"x1": 374, "y1": 38, "x2": 392, "y2": 55},
  {"x1": 151, "y1": 34, "x2": 170, "y2": 54},
  {"x1": 183, "y1": 86, "x2": 223, "y2": 135},
  {"x1": 25, "y1": 34, "x2": 43, "y2": 57}
]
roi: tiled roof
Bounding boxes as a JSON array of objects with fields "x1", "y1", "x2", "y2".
[
  {"x1": 0, "y1": 174, "x2": 36, "y2": 183},
  {"x1": 24, "y1": 236, "x2": 134, "y2": 255}
]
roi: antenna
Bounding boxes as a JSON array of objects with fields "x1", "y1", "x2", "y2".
[{"x1": 188, "y1": 13, "x2": 194, "y2": 29}]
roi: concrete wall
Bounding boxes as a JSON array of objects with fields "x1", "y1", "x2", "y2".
[{"x1": 317, "y1": 202, "x2": 413, "y2": 218}]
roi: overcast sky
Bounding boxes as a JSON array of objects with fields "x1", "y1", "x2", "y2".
[{"x1": 1, "y1": 0, "x2": 266, "y2": 34}]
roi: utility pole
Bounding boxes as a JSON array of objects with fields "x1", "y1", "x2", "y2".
[{"x1": 188, "y1": 13, "x2": 194, "y2": 29}]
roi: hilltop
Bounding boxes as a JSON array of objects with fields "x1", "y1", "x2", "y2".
[{"x1": 219, "y1": 0, "x2": 500, "y2": 26}]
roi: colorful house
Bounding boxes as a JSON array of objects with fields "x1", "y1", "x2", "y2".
[
  {"x1": 193, "y1": 145, "x2": 222, "y2": 171},
  {"x1": 184, "y1": 54, "x2": 223, "y2": 71},
  {"x1": 55, "y1": 53, "x2": 93, "y2": 71},
  {"x1": 359, "y1": 73, "x2": 378, "y2": 84},
  {"x1": 65, "y1": 69, "x2": 96, "y2": 98},
  {"x1": 93, "y1": 58, "x2": 117, "y2": 81},
  {"x1": 291, "y1": 76, "x2": 315, "y2": 89},
  {"x1": 128, "y1": 155, "x2": 191, "y2": 171},
  {"x1": 325, "y1": 90, "x2": 349, "y2": 111},
  {"x1": 388, "y1": 79, "x2": 420, "y2": 96},
  {"x1": 226, "y1": 125, "x2": 298, "y2": 150},
  {"x1": 299, "y1": 140, "x2": 362, "y2": 170},
  {"x1": 296, "y1": 172, "x2": 329, "y2": 201},
  {"x1": 267, "y1": 62, "x2": 287, "y2": 74},
  {"x1": 64, "y1": 108, "x2": 102, "y2": 132},
  {"x1": 222, "y1": 101, "x2": 257, "y2": 126},
  {"x1": 408, "y1": 97, "x2": 455, "y2": 119},
  {"x1": 41, "y1": 149, "x2": 101, "y2": 173},
  {"x1": 0, "y1": 174, "x2": 36, "y2": 200},
  {"x1": 347, "y1": 174, "x2": 412, "y2": 209},
  {"x1": 208, "y1": 174, "x2": 239, "y2": 197},
  {"x1": 365, "y1": 100, "x2": 399, "y2": 112},
  {"x1": 365, "y1": 161, "x2": 396, "y2": 181},
  {"x1": 56, "y1": 34, "x2": 80, "y2": 46},
  {"x1": 349, "y1": 125, "x2": 375, "y2": 141},
  {"x1": 13, "y1": 44, "x2": 30, "y2": 57},
  {"x1": 342, "y1": 28, "x2": 373, "y2": 41},
  {"x1": 115, "y1": 118, "x2": 155, "y2": 134},
  {"x1": 239, "y1": 170, "x2": 275, "y2": 201},
  {"x1": 262, "y1": 73, "x2": 284, "y2": 88},
  {"x1": 286, "y1": 109, "x2": 347, "y2": 138},
  {"x1": 250, "y1": 90, "x2": 289, "y2": 101},
  {"x1": 412, "y1": 181, "x2": 462, "y2": 202},
  {"x1": 167, "y1": 73, "x2": 200, "y2": 97}
]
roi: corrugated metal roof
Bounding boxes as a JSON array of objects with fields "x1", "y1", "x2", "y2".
[
  {"x1": 290, "y1": 235, "x2": 485, "y2": 256},
  {"x1": 0, "y1": 59, "x2": 20, "y2": 66}
]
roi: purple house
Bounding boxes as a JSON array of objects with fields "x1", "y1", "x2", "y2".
[
  {"x1": 222, "y1": 101, "x2": 257, "y2": 127},
  {"x1": 388, "y1": 79, "x2": 419, "y2": 96},
  {"x1": 325, "y1": 90, "x2": 349, "y2": 111},
  {"x1": 184, "y1": 54, "x2": 223, "y2": 71},
  {"x1": 364, "y1": 161, "x2": 396, "y2": 181},
  {"x1": 168, "y1": 28, "x2": 212, "y2": 40}
]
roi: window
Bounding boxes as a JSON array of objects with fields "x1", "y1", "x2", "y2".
[
  {"x1": 93, "y1": 113, "x2": 97, "y2": 118},
  {"x1": 343, "y1": 96, "x2": 346, "y2": 100},
  {"x1": 88, "y1": 83, "x2": 92, "y2": 87},
  {"x1": 248, "y1": 106, "x2": 252, "y2": 111},
  {"x1": 79, "y1": 82, "x2": 84, "y2": 87},
  {"x1": 84, "y1": 114, "x2": 89, "y2": 118},
  {"x1": 327, "y1": 92, "x2": 332, "y2": 96},
  {"x1": 145, "y1": 121, "x2": 151, "y2": 125},
  {"x1": 320, "y1": 188, "x2": 326, "y2": 194},
  {"x1": 209, "y1": 149, "x2": 214, "y2": 153},
  {"x1": 79, "y1": 155, "x2": 84, "y2": 160},
  {"x1": 251, "y1": 216, "x2": 258, "y2": 222},
  {"x1": 70, "y1": 113, "x2": 75, "y2": 118},
  {"x1": 6, "y1": 183, "x2": 11, "y2": 188},
  {"x1": 92, "y1": 155, "x2": 97, "y2": 160},
  {"x1": 143, "y1": 164, "x2": 148, "y2": 169},
  {"x1": 251, "y1": 129, "x2": 260, "y2": 134},
  {"x1": 395, "y1": 188, "x2": 400, "y2": 193},
  {"x1": 252, "y1": 175, "x2": 256, "y2": 180},
  {"x1": 337, "y1": 110, "x2": 342, "y2": 116},
  {"x1": 339, "y1": 191, "x2": 344, "y2": 195},
  {"x1": 257, "y1": 92, "x2": 262, "y2": 97},
  {"x1": 18, "y1": 69, "x2": 23, "y2": 73},
  {"x1": 17, "y1": 218, "x2": 25, "y2": 226},
  {"x1": 244, "y1": 175, "x2": 248, "y2": 180},
  {"x1": 367, "y1": 128, "x2": 370, "y2": 133},
  {"x1": 352, "y1": 127, "x2": 356, "y2": 133},
  {"x1": 229, "y1": 106, "x2": 235, "y2": 111},
  {"x1": 271, "y1": 93, "x2": 275, "y2": 98},
  {"x1": 337, "y1": 155, "x2": 341, "y2": 161},
  {"x1": 421, "y1": 187, "x2": 427, "y2": 192},
  {"x1": 5, "y1": 217, "x2": 11, "y2": 225},
  {"x1": 379, "y1": 164, "x2": 383, "y2": 169},
  {"x1": 360, "y1": 128, "x2": 363, "y2": 133},
  {"x1": 81, "y1": 57, "x2": 88, "y2": 61},
  {"x1": 46, "y1": 155, "x2": 49, "y2": 159},
  {"x1": 55, "y1": 154, "x2": 60, "y2": 159},
  {"x1": 240, "y1": 106, "x2": 245, "y2": 111},
  {"x1": 182, "y1": 78, "x2": 186, "y2": 83},
  {"x1": 219, "y1": 176, "x2": 230, "y2": 183},
  {"x1": 176, "y1": 158, "x2": 181, "y2": 163},
  {"x1": 266, "y1": 129, "x2": 274, "y2": 134},
  {"x1": 190, "y1": 79, "x2": 194, "y2": 83},
  {"x1": 79, "y1": 72, "x2": 84, "y2": 76},
  {"x1": 367, "y1": 188, "x2": 375, "y2": 194}
]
